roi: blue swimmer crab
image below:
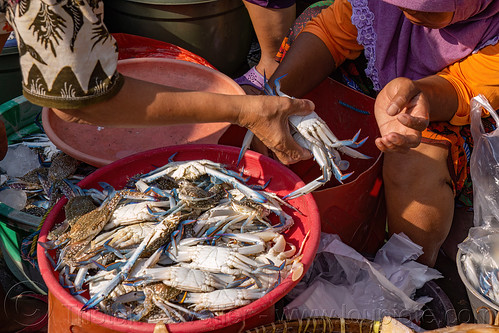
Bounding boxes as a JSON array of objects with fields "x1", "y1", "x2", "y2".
[{"x1": 238, "y1": 76, "x2": 371, "y2": 200}]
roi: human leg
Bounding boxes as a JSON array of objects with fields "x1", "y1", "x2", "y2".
[
  {"x1": 383, "y1": 142, "x2": 454, "y2": 267},
  {"x1": 243, "y1": 0, "x2": 296, "y2": 78}
]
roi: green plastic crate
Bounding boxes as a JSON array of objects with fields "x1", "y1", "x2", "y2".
[{"x1": 0, "y1": 96, "x2": 46, "y2": 294}]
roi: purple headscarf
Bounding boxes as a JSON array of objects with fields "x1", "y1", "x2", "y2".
[{"x1": 349, "y1": 0, "x2": 499, "y2": 91}]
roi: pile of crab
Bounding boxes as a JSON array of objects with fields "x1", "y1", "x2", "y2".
[
  {"x1": 41, "y1": 157, "x2": 307, "y2": 324},
  {"x1": 1, "y1": 134, "x2": 95, "y2": 217}
]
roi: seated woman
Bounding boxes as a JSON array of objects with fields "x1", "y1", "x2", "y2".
[
  {"x1": 0, "y1": 0, "x2": 315, "y2": 165},
  {"x1": 265, "y1": 0, "x2": 499, "y2": 266}
]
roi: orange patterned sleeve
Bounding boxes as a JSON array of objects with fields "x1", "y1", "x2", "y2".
[
  {"x1": 302, "y1": 0, "x2": 363, "y2": 67},
  {"x1": 438, "y1": 43, "x2": 499, "y2": 126}
]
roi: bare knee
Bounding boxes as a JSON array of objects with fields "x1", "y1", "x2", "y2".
[
  {"x1": 383, "y1": 144, "x2": 454, "y2": 267},
  {"x1": 383, "y1": 145, "x2": 452, "y2": 192}
]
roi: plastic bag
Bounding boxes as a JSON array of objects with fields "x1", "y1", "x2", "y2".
[
  {"x1": 458, "y1": 227, "x2": 499, "y2": 306},
  {"x1": 470, "y1": 95, "x2": 499, "y2": 227},
  {"x1": 283, "y1": 233, "x2": 442, "y2": 322}
]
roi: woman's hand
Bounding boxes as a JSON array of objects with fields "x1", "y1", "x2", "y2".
[
  {"x1": 374, "y1": 77, "x2": 430, "y2": 153},
  {"x1": 237, "y1": 95, "x2": 314, "y2": 165}
]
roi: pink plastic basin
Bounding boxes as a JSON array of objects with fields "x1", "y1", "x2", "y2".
[
  {"x1": 37, "y1": 144, "x2": 321, "y2": 333},
  {"x1": 42, "y1": 58, "x2": 245, "y2": 167}
]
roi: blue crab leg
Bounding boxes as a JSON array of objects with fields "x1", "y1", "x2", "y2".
[
  {"x1": 283, "y1": 173, "x2": 331, "y2": 201},
  {"x1": 103, "y1": 240, "x2": 125, "y2": 259},
  {"x1": 153, "y1": 300, "x2": 186, "y2": 323},
  {"x1": 202, "y1": 165, "x2": 266, "y2": 203},
  {"x1": 74, "y1": 267, "x2": 89, "y2": 291},
  {"x1": 163, "y1": 299, "x2": 214, "y2": 320},
  {"x1": 283, "y1": 169, "x2": 353, "y2": 200},
  {"x1": 226, "y1": 276, "x2": 250, "y2": 288},
  {"x1": 236, "y1": 130, "x2": 255, "y2": 166},
  {"x1": 44, "y1": 249, "x2": 57, "y2": 269},
  {"x1": 293, "y1": 133, "x2": 331, "y2": 183},
  {"x1": 91, "y1": 260, "x2": 125, "y2": 272}
]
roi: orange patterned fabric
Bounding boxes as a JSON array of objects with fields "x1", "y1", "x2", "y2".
[
  {"x1": 424, "y1": 116, "x2": 497, "y2": 208},
  {"x1": 422, "y1": 124, "x2": 466, "y2": 196}
]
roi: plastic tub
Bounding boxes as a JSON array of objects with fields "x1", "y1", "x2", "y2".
[
  {"x1": 113, "y1": 33, "x2": 216, "y2": 69},
  {"x1": 219, "y1": 78, "x2": 386, "y2": 255},
  {"x1": 0, "y1": 33, "x2": 22, "y2": 105},
  {"x1": 103, "y1": 0, "x2": 252, "y2": 76},
  {"x1": 37, "y1": 144, "x2": 322, "y2": 333},
  {"x1": 457, "y1": 248, "x2": 499, "y2": 324},
  {"x1": 42, "y1": 57, "x2": 245, "y2": 167}
]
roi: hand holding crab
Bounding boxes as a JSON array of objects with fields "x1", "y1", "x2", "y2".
[{"x1": 238, "y1": 75, "x2": 371, "y2": 199}]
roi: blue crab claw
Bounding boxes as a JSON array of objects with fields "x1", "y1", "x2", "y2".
[
  {"x1": 98, "y1": 182, "x2": 116, "y2": 195},
  {"x1": 249, "y1": 178, "x2": 272, "y2": 191},
  {"x1": 168, "y1": 152, "x2": 178, "y2": 162},
  {"x1": 225, "y1": 168, "x2": 251, "y2": 183},
  {"x1": 164, "y1": 299, "x2": 214, "y2": 321},
  {"x1": 62, "y1": 179, "x2": 85, "y2": 197},
  {"x1": 263, "y1": 74, "x2": 274, "y2": 96},
  {"x1": 38, "y1": 241, "x2": 55, "y2": 250},
  {"x1": 273, "y1": 74, "x2": 293, "y2": 98},
  {"x1": 37, "y1": 172, "x2": 51, "y2": 197},
  {"x1": 347, "y1": 129, "x2": 368, "y2": 148}
]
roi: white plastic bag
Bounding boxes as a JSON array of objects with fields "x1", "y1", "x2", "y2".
[{"x1": 470, "y1": 95, "x2": 499, "y2": 227}]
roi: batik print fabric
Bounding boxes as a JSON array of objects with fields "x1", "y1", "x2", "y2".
[{"x1": 0, "y1": 0, "x2": 123, "y2": 109}]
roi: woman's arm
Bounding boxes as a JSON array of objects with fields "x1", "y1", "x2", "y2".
[
  {"x1": 270, "y1": 32, "x2": 336, "y2": 97},
  {"x1": 374, "y1": 43, "x2": 499, "y2": 153},
  {"x1": 269, "y1": 0, "x2": 362, "y2": 97},
  {"x1": 53, "y1": 76, "x2": 315, "y2": 165}
]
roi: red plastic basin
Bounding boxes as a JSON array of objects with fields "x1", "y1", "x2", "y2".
[
  {"x1": 42, "y1": 57, "x2": 244, "y2": 167},
  {"x1": 37, "y1": 144, "x2": 321, "y2": 333}
]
